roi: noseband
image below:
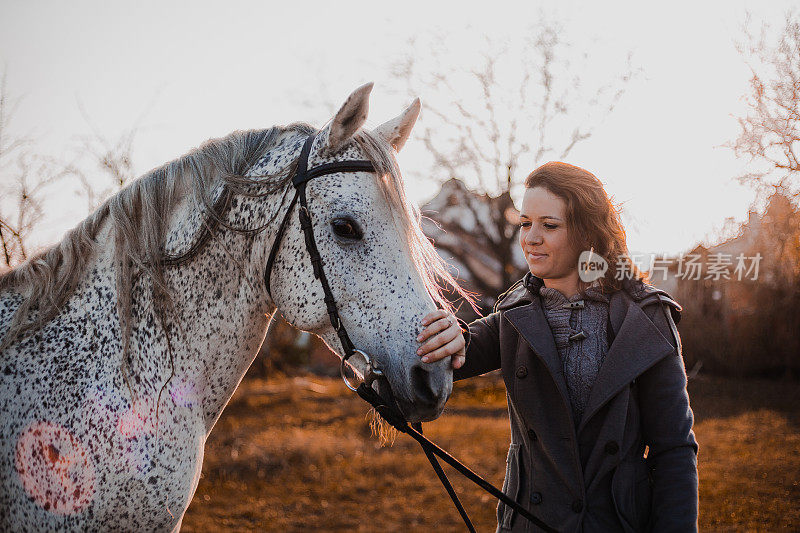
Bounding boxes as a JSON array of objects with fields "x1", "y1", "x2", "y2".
[{"x1": 263, "y1": 134, "x2": 382, "y2": 385}]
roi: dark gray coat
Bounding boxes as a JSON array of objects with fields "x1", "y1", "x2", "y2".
[{"x1": 455, "y1": 274, "x2": 698, "y2": 532}]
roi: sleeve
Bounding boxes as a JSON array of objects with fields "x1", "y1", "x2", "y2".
[
  {"x1": 453, "y1": 311, "x2": 503, "y2": 381},
  {"x1": 638, "y1": 300, "x2": 699, "y2": 533}
]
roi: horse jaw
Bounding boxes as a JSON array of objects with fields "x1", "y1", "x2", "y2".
[
  {"x1": 373, "y1": 98, "x2": 421, "y2": 152},
  {"x1": 323, "y1": 82, "x2": 373, "y2": 154}
]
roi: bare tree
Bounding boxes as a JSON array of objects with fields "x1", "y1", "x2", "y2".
[
  {"x1": 725, "y1": 13, "x2": 800, "y2": 377},
  {"x1": 0, "y1": 70, "x2": 61, "y2": 268},
  {"x1": 63, "y1": 100, "x2": 141, "y2": 212},
  {"x1": 392, "y1": 23, "x2": 635, "y2": 300},
  {"x1": 731, "y1": 11, "x2": 800, "y2": 199},
  {"x1": 0, "y1": 70, "x2": 144, "y2": 270},
  {"x1": 421, "y1": 179, "x2": 523, "y2": 308}
]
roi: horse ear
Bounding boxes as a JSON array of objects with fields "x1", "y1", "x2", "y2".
[
  {"x1": 324, "y1": 82, "x2": 373, "y2": 153},
  {"x1": 374, "y1": 98, "x2": 421, "y2": 152}
]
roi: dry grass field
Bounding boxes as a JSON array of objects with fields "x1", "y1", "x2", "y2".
[{"x1": 181, "y1": 372, "x2": 799, "y2": 532}]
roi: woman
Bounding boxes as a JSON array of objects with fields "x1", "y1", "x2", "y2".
[{"x1": 417, "y1": 162, "x2": 698, "y2": 532}]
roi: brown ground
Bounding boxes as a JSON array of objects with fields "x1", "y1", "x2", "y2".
[{"x1": 181, "y1": 373, "x2": 800, "y2": 532}]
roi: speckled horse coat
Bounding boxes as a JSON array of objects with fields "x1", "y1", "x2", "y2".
[{"x1": 0, "y1": 84, "x2": 457, "y2": 531}]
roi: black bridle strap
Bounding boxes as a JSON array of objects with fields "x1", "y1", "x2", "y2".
[
  {"x1": 263, "y1": 135, "x2": 375, "y2": 357},
  {"x1": 263, "y1": 190, "x2": 300, "y2": 296},
  {"x1": 296, "y1": 200, "x2": 355, "y2": 355},
  {"x1": 295, "y1": 160, "x2": 376, "y2": 186},
  {"x1": 412, "y1": 421, "x2": 476, "y2": 532}
]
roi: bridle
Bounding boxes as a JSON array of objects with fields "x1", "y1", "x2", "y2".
[
  {"x1": 261, "y1": 132, "x2": 557, "y2": 533},
  {"x1": 263, "y1": 133, "x2": 383, "y2": 386}
]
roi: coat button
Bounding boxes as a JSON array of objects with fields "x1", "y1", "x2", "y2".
[
  {"x1": 516, "y1": 365, "x2": 528, "y2": 379},
  {"x1": 530, "y1": 491, "x2": 542, "y2": 505},
  {"x1": 605, "y1": 440, "x2": 619, "y2": 455},
  {"x1": 527, "y1": 428, "x2": 538, "y2": 441},
  {"x1": 571, "y1": 499, "x2": 583, "y2": 513},
  {"x1": 568, "y1": 330, "x2": 588, "y2": 342}
]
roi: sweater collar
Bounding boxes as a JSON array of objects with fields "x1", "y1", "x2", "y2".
[{"x1": 538, "y1": 282, "x2": 610, "y2": 310}]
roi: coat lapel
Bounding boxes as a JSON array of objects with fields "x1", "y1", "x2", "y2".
[
  {"x1": 504, "y1": 299, "x2": 572, "y2": 412},
  {"x1": 577, "y1": 291, "x2": 676, "y2": 434}
]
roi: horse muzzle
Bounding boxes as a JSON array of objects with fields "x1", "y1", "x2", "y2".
[
  {"x1": 381, "y1": 359, "x2": 452, "y2": 423},
  {"x1": 340, "y1": 349, "x2": 452, "y2": 423}
]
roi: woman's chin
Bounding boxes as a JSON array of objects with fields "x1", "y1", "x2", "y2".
[{"x1": 526, "y1": 261, "x2": 548, "y2": 276}]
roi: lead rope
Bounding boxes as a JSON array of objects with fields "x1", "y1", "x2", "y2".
[
  {"x1": 411, "y1": 421, "x2": 476, "y2": 532},
  {"x1": 355, "y1": 384, "x2": 559, "y2": 533}
]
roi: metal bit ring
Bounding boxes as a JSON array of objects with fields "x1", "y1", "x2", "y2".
[{"x1": 340, "y1": 349, "x2": 382, "y2": 392}]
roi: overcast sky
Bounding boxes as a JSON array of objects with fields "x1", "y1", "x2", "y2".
[{"x1": 0, "y1": 0, "x2": 795, "y2": 256}]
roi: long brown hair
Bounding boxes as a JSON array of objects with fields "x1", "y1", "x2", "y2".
[{"x1": 524, "y1": 161, "x2": 648, "y2": 294}]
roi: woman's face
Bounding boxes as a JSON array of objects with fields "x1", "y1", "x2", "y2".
[{"x1": 518, "y1": 186, "x2": 582, "y2": 281}]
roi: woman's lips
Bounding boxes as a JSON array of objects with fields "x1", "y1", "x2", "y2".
[{"x1": 527, "y1": 252, "x2": 548, "y2": 261}]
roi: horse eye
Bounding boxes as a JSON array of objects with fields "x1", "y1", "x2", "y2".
[{"x1": 331, "y1": 218, "x2": 363, "y2": 240}]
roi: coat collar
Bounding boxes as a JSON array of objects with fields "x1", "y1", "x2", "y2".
[
  {"x1": 498, "y1": 274, "x2": 678, "y2": 434},
  {"x1": 577, "y1": 290, "x2": 676, "y2": 433}
]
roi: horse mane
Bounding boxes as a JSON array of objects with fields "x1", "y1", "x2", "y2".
[
  {"x1": 0, "y1": 123, "x2": 311, "y2": 352},
  {"x1": 0, "y1": 122, "x2": 474, "y2": 357}
]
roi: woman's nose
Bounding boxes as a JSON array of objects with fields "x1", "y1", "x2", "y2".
[{"x1": 525, "y1": 230, "x2": 543, "y2": 246}]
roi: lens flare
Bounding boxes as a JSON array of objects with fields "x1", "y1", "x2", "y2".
[
  {"x1": 169, "y1": 378, "x2": 197, "y2": 408},
  {"x1": 15, "y1": 421, "x2": 97, "y2": 515},
  {"x1": 117, "y1": 398, "x2": 156, "y2": 440}
]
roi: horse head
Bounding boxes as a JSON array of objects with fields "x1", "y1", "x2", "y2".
[{"x1": 262, "y1": 83, "x2": 457, "y2": 423}]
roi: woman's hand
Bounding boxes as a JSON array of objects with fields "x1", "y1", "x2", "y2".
[{"x1": 417, "y1": 309, "x2": 466, "y2": 369}]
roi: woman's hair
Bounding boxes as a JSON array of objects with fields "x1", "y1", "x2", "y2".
[{"x1": 524, "y1": 161, "x2": 648, "y2": 294}]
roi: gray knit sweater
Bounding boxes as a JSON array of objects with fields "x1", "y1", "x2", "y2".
[{"x1": 538, "y1": 283, "x2": 611, "y2": 427}]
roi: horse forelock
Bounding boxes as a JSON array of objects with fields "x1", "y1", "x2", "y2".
[{"x1": 352, "y1": 129, "x2": 476, "y2": 315}]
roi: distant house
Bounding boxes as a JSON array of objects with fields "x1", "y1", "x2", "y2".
[
  {"x1": 650, "y1": 191, "x2": 799, "y2": 376},
  {"x1": 421, "y1": 178, "x2": 528, "y2": 315},
  {"x1": 655, "y1": 192, "x2": 796, "y2": 311}
]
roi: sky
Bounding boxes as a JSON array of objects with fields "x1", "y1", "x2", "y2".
[{"x1": 0, "y1": 0, "x2": 795, "y2": 257}]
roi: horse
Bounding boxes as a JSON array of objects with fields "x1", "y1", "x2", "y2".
[{"x1": 0, "y1": 83, "x2": 469, "y2": 531}]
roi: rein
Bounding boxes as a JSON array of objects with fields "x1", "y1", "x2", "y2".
[{"x1": 263, "y1": 133, "x2": 557, "y2": 533}]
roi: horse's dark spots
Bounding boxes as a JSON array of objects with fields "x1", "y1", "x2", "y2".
[
  {"x1": 47, "y1": 444, "x2": 61, "y2": 463},
  {"x1": 2, "y1": 365, "x2": 11, "y2": 375}
]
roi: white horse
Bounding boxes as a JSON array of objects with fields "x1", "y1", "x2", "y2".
[{"x1": 0, "y1": 83, "x2": 467, "y2": 531}]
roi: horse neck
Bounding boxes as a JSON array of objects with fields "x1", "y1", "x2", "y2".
[
  {"x1": 157, "y1": 192, "x2": 284, "y2": 435},
  {"x1": 53, "y1": 180, "x2": 286, "y2": 437},
  {"x1": 107, "y1": 131, "x2": 305, "y2": 435}
]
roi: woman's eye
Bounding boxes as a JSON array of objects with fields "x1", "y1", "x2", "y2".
[
  {"x1": 519, "y1": 221, "x2": 531, "y2": 229},
  {"x1": 331, "y1": 218, "x2": 363, "y2": 240},
  {"x1": 544, "y1": 223, "x2": 558, "y2": 230}
]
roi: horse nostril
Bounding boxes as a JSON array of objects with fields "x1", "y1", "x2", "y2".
[{"x1": 411, "y1": 364, "x2": 440, "y2": 408}]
